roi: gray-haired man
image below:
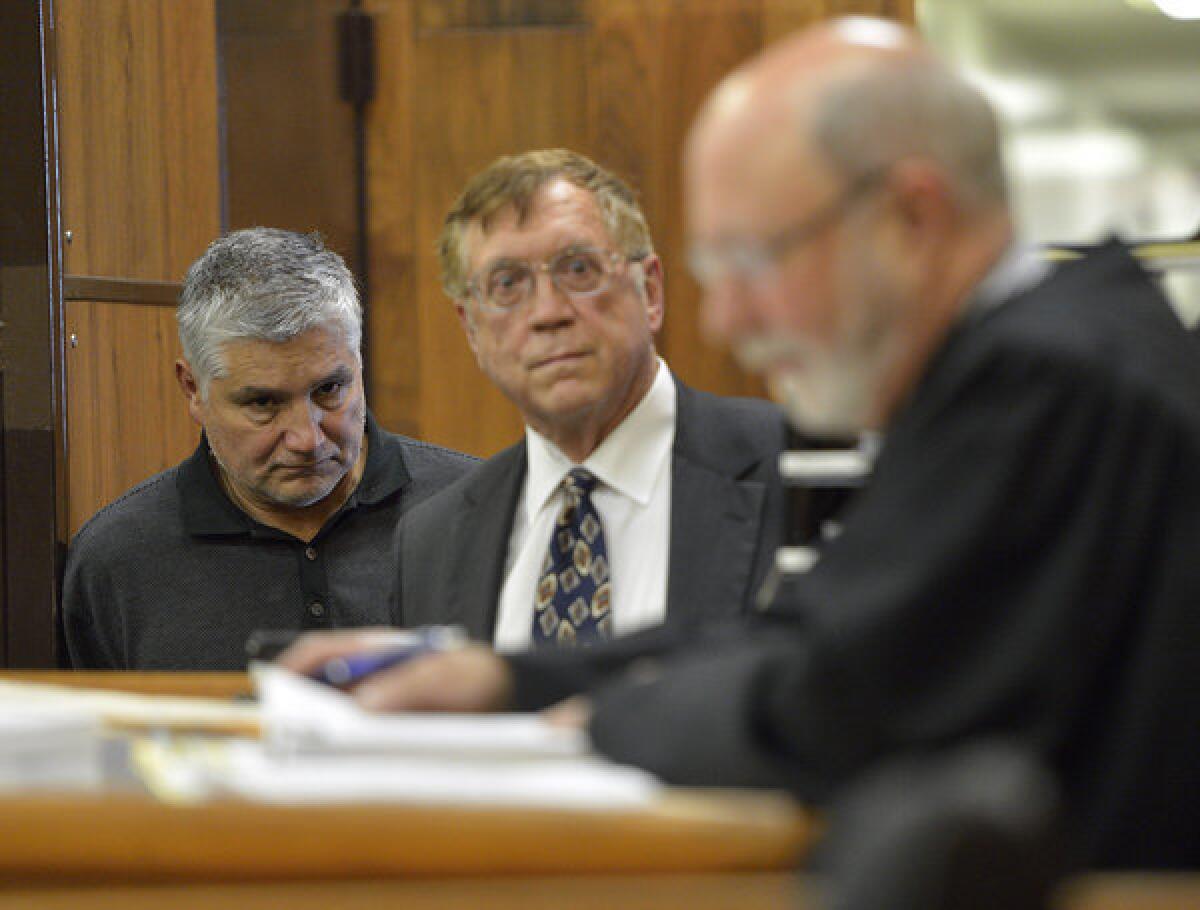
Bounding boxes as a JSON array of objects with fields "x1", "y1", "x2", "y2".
[{"x1": 63, "y1": 228, "x2": 477, "y2": 670}]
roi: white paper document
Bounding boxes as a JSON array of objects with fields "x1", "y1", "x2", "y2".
[
  {"x1": 137, "y1": 737, "x2": 660, "y2": 809},
  {"x1": 0, "y1": 679, "x2": 259, "y2": 734},
  {"x1": 182, "y1": 664, "x2": 662, "y2": 809},
  {"x1": 252, "y1": 662, "x2": 588, "y2": 758},
  {"x1": 0, "y1": 703, "x2": 105, "y2": 791}
]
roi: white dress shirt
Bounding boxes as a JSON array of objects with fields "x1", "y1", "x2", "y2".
[{"x1": 493, "y1": 360, "x2": 676, "y2": 652}]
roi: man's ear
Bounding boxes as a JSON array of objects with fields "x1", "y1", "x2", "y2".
[
  {"x1": 884, "y1": 159, "x2": 955, "y2": 240},
  {"x1": 638, "y1": 254, "x2": 666, "y2": 334},
  {"x1": 454, "y1": 300, "x2": 480, "y2": 357},
  {"x1": 175, "y1": 359, "x2": 206, "y2": 426}
]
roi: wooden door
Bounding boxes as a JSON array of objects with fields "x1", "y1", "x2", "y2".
[{"x1": 56, "y1": 0, "x2": 220, "y2": 541}]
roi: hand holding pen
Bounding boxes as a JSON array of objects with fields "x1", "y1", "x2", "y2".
[
  {"x1": 311, "y1": 626, "x2": 467, "y2": 688},
  {"x1": 276, "y1": 629, "x2": 516, "y2": 712}
]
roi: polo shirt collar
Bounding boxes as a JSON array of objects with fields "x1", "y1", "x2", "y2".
[
  {"x1": 354, "y1": 411, "x2": 413, "y2": 505},
  {"x1": 523, "y1": 359, "x2": 676, "y2": 520},
  {"x1": 179, "y1": 411, "x2": 408, "y2": 537}
]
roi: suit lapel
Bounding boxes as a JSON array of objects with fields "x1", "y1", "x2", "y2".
[
  {"x1": 667, "y1": 454, "x2": 766, "y2": 625},
  {"x1": 446, "y1": 444, "x2": 526, "y2": 640},
  {"x1": 666, "y1": 384, "x2": 769, "y2": 624}
]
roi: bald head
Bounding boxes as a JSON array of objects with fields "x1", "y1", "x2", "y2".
[
  {"x1": 684, "y1": 17, "x2": 1015, "y2": 435},
  {"x1": 689, "y1": 17, "x2": 1008, "y2": 212}
]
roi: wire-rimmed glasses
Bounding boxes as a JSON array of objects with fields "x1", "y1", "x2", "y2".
[
  {"x1": 467, "y1": 246, "x2": 644, "y2": 312},
  {"x1": 687, "y1": 169, "x2": 887, "y2": 289}
]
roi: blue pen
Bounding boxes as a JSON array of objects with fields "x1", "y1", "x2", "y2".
[{"x1": 313, "y1": 626, "x2": 466, "y2": 688}]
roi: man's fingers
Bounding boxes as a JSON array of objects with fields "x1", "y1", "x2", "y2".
[
  {"x1": 541, "y1": 696, "x2": 592, "y2": 730},
  {"x1": 275, "y1": 628, "x2": 398, "y2": 674},
  {"x1": 275, "y1": 637, "x2": 514, "y2": 714},
  {"x1": 352, "y1": 648, "x2": 514, "y2": 713}
]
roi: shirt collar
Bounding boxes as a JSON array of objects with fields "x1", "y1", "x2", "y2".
[
  {"x1": 965, "y1": 241, "x2": 1051, "y2": 318},
  {"x1": 179, "y1": 410, "x2": 406, "y2": 537},
  {"x1": 523, "y1": 359, "x2": 676, "y2": 519},
  {"x1": 354, "y1": 411, "x2": 413, "y2": 505}
]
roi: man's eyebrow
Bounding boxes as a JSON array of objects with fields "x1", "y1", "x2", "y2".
[
  {"x1": 556, "y1": 242, "x2": 594, "y2": 255},
  {"x1": 481, "y1": 255, "x2": 526, "y2": 272},
  {"x1": 230, "y1": 385, "x2": 282, "y2": 403},
  {"x1": 480, "y1": 241, "x2": 597, "y2": 273},
  {"x1": 314, "y1": 365, "x2": 355, "y2": 387}
]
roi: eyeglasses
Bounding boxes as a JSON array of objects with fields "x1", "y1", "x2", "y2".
[
  {"x1": 687, "y1": 169, "x2": 887, "y2": 289},
  {"x1": 466, "y1": 246, "x2": 644, "y2": 313}
]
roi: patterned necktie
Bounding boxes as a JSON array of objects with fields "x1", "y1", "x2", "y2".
[{"x1": 533, "y1": 468, "x2": 612, "y2": 646}]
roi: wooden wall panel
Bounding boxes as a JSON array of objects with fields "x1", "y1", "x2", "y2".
[
  {"x1": 762, "y1": 0, "x2": 915, "y2": 41},
  {"x1": 55, "y1": 0, "x2": 222, "y2": 544},
  {"x1": 366, "y1": 0, "x2": 420, "y2": 438},
  {"x1": 64, "y1": 302, "x2": 200, "y2": 537},
  {"x1": 367, "y1": 0, "x2": 914, "y2": 457},
  {"x1": 408, "y1": 18, "x2": 592, "y2": 456},
  {"x1": 597, "y1": 0, "x2": 768, "y2": 401},
  {"x1": 56, "y1": 0, "x2": 221, "y2": 283},
  {"x1": 220, "y1": 0, "x2": 358, "y2": 266}
]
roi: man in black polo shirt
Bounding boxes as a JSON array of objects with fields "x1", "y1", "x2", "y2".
[{"x1": 62, "y1": 228, "x2": 477, "y2": 670}]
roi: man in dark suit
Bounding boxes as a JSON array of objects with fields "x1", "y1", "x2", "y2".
[
  {"x1": 283, "y1": 20, "x2": 1200, "y2": 867},
  {"x1": 393, "y1": 150, "x2": 787, "y2": 647}
]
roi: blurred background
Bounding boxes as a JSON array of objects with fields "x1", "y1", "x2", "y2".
[{"x1": 920, "y1": 0, "x2": 1200, "y2": 323}]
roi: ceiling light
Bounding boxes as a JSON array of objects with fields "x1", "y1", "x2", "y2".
[
  {"x1": 1153, "y1": 0, "x2": 1200, "y2": 19},
  {"x1": 1008, "y1": 129, "x2": 1145, "y2": 180}
]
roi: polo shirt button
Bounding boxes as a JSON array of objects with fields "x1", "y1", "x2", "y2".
[
  {"x1": 305, "y1": 547, "x2": 318, "y2": 561},
  {"x1": 309, "y1": 601, "x2": 325, "y2": 618}
]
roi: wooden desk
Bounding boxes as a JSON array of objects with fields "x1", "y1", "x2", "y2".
[
  {"x1": 0, "y1": 791, "x2": 811, "y2": 882},
  {"x1": 0, "y1": 674, "x2": 1195, "y2": 909},
  {"x1": 0, "y1": 673, "x2": 813, "y2": 907},
  {"x1": 0, "y1": 671, "x2": 254, "y2": 699}
]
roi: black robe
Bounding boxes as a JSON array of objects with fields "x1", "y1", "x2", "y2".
[{"x1": 510, "y1": 242, "x2": 1200, "y2": 869}]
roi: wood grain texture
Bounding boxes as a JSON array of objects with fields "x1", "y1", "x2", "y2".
[
  {"x1": 407, "y1": 18, "x2": 591, "y2": 455},
  {"x1": 64, "y1": 300, "x2": 200, "y2": 537},
  {"x1": 55, "y1": 0, "x2": 221, "y2": 541},
  {"x1": 63, "y1": 276, "x2": 181, "y2": 305},
  {"x1": 0, "y1": 791, "x2": 813, "y2": 881},
  {"x1": 2, "y1": 876, "x2": 1198, "y2": 910},
  {"x1": 365, "y1": 0, "x2": 421, "y2": 438},
  {"x1": 0, "y1": 875, "x2": 805, "y2": 910},
  {"x1": 606, "y1": 0, "x2": 767, "y2": 401},
  {"x1": 56, "y1": 0, "x2": 221, "y2": 283},
  {"x1": 416, "y1": 0, "x2": 587, "y2": 30},
  {"x1": 368, "y1": 0, "x2": 914, "y2": 456},
  {"x1": 220, "y1": 0, "x2": 358, "y2": 266},
  {"x1": 1, "y1": 875, "x2": 1194, "y2": 910},
  {"x1": 0, "y1": 671, "x2": 252, "y2": 699}
]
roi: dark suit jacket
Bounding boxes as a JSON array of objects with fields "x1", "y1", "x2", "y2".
[
  {"x1": 511, "y1": 242, "x2": 1200, "y2": 869},
  {"x1": 393, "y1": 380, "x2": 788, "y2": 639}
]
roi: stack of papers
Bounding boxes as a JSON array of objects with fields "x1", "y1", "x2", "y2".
[
  {"x1": 0, "y1": 678, "x2": 260, "y2": 793},
  {"x1": 256, "y1": 662, "x2": 588, "y2": 757},
  {"x1": 0, "y1": 703, "x2": 104, "y2": 791},
  {"x1": 0, "y1": 679, "x2": 260, "y2": 736},
  {"x1": 134, "y1": 666, "x2": 662, "y2": 810}
]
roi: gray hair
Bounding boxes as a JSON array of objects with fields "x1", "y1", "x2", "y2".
[
  {"x1": 439, "y1": 149, "x2": 654, "y2": 300},
  {"x1": 809, "y1": 58, "x2": 1009, "y2": 208},
  {"x1": 178, "y1": 228, "x2": 361, "y2": 395}
]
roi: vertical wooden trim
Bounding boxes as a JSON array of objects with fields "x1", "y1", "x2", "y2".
[{"x1": 0, "y1": 0, "x2": 67, "y2": 667}]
